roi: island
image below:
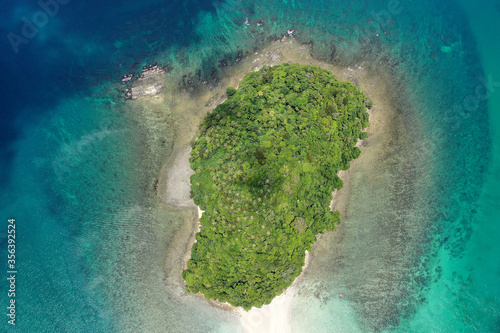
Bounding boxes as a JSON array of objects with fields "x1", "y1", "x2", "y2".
[{"x1": 182, "y1": 63, "x2": 371, "y2": 310}]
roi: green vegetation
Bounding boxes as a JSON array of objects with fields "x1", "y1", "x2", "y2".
[
  {"x1": 226, "y1": 86, "x2": 237, "y2": 96},
  {"x1": 183, "y1": 63, "x2": 371, "y2": 310}
]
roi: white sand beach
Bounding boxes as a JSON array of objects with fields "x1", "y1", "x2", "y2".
[{"x1": 239, "y1": 251, "x2": 310, "y2": 333}]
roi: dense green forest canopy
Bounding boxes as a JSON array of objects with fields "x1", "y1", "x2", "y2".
[{"x1": 183, "y1": 63, "x2": 371, "y2": 310}]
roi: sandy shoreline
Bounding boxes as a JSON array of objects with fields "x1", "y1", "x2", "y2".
[
  {"x1": 151, "y1": 38, "x2": 397, "y2": 332},
  {"x1": 239, "y1": 250, "x2": 311, "y2": 333},
  {"x1": 157, "y1": 147, "x2": 196, "y2": 208}
]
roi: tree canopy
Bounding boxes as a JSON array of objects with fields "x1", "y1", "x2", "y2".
[{"x1": 183, "y1": 63, "x2": 371, "y2": 310}]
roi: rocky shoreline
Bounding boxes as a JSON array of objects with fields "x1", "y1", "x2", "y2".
[{"x1": 123, "y1": 63, "x2": 171, "y2": 100}]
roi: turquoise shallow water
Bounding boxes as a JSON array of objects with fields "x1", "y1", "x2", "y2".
[{"x1": 0, "y1": 0, "x2": 499, "y2": 332}]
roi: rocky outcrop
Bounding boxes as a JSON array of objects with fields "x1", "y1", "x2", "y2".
[{"x1": 123, "y1": 64, "x2": 166, "y2": 100}]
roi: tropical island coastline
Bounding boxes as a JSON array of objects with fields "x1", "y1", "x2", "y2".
[
  {"x1": 149, "y1": 40, "x2": 399, "y2": 332},
  {"x1": 182, "y1": 63, "x2": 371, "y2": 310}
]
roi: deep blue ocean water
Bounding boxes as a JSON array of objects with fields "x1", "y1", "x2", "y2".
[{"x1": 1, "y1": 0, "x2": 499, "y2": 332}]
